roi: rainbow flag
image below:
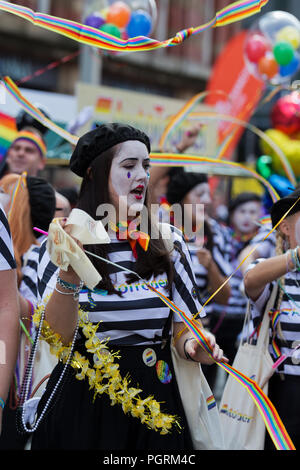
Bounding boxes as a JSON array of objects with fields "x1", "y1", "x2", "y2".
[{"x1": 0, "y1": 112, "x2": 17, "y2": 159}]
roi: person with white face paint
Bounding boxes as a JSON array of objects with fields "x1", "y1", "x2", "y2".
[
  {"x1": 244, "y1": 188, "x2": 300, "y2": 449},
  {"x1": 166, "y1": 171, "x2": 231, "y2": 304},
  {"x1": 207, "y1": 193, "x2": 263, "y2": 370},
  {"x1": 28, "y1": 123, "x2": 227, "y2": 451},
  {"x1": 166, "y1": 172, "x2": 232, "y2": 390}
]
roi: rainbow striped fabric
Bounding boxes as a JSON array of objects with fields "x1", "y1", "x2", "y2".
[
  {"x1": 206, "y1": 395, "x2": 217, "y2": 410},
  {"x1": 0, "y1": 0, "x2": 269, "y2": 53},
  {"x1": 2, "y1": 77, "x2": 78, "y2": 146},
  {"x1": 146, "y1": 284, "x2": 295, "y2": 450},
  {"x1": 0, "y1": 112, "x2": 17, "y2": 159}
]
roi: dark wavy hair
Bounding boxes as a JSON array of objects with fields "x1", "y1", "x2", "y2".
[{"x1": 76, "y1": 144, "x2": 174, "y2": 296}]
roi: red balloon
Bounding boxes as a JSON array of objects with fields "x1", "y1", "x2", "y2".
[
  {"x1": 271, "y1": 92, "x2": 300, "y2": 135},
  {"x1": 245, "y1": 34, "x2": 269, "y2": 63}
]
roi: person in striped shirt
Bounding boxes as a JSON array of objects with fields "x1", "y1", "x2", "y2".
[
  {"x1": 0, "y1": 203, "x2": 19, "y2": 437},
  {"x1": 30, "y1": 123, "x2": 227, "y2": 450},
  {"x1": 244, "y1": 187, "x2": 300, "y2": 449},
  {"x1": 0, "y1": 173, "x2": 57, "y2": 450},
  {"x1": 210, "y1": 192, "x2": 263, "y2": 365}
]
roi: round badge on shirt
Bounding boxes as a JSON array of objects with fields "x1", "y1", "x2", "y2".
[
  {"x1": 142, "y1": 348, "x2": 157, "y2": 367},
  {"x1": 156, "y1": 360, "x2": 172, "y2": 384}
]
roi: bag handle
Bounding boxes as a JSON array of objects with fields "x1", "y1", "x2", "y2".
[{"x1": 256, "y1": 282, "x2": 279, "y2": 350}]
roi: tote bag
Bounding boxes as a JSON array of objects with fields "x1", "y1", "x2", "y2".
[
  {"x1": 219, "y1": 283, "x2": 278, "y2": 450},
  {"x1": 171, "y1": 337, "x2": 225, "y2": 450}
]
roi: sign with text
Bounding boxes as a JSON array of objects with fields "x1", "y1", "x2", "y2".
[{"x1": 76, "y1": 82, "x2": 217, "y2": 157}]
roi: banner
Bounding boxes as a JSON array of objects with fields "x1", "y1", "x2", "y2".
[
  {"x1": 205, "y1": 30, "x2": 265, "y2": 159},
  {"x1": 76, "y1": 82, "x2": 218, "y2": 156}
]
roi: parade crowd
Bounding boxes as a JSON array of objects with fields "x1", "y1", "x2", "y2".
[{"x1": 0, "y1": 116, "x2": 299, "y2": 452}]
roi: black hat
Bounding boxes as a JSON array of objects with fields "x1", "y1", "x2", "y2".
[
  {"x1": 16, "y1": 107, "x2": 51, "y2": 136},
  {"x1": 70, "y1": 123, "x2": 151, "y2": 177},
  {"x1": 27, "y1": 177, "x2": 56, "y2": 234},
  {"x1": 166, "y1": 171, "x2": 208, "y2": 205},
  {"x1": 271, "y1": 188, "x2": 300, "y2": 228},
  {"x1": 228, "y1": 192, "x2": 262, "y2": 214}
]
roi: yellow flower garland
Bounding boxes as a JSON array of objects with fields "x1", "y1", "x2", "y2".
[{"x1": 33, "y1": 304, "x2": 179, "y2": 435}]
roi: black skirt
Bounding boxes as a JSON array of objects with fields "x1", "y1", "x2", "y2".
[{"x1": 30, "y1": 338, "x2": 193, "y2": 451}]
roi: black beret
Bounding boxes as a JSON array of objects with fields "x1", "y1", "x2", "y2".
[
  {"x1": 271, "y1": 188, "x2": 300, "y2": 228},
  {"x1": 228, "y1": 192, "x2": 262, "y2": 214},
  {"x1": 27, "y1": 176, "x2": 56, "y2": 234},
  {"x1": 70, "y1": 123, "x2": 151, "y2": 177},
  {"x1": 166, "y1": 171, "x2": 208, "y2": 205}
]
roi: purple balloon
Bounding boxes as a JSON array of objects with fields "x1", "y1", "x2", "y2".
[{"x1": 85, "y1": 12, "x2": 106, "y2": 29}]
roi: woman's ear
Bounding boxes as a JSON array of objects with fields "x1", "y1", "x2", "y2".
[{"x1": 279, "y1": 219, "x2": 290, "y2": 238}]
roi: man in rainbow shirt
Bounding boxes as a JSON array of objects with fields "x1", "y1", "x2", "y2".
[{"x1": 3, "y1": 130, "x2": 47, "y2": 177}]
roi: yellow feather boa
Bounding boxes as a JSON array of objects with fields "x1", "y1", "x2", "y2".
[{"x1": 33, "y1": 304, "x2": 179, "y2": 435}]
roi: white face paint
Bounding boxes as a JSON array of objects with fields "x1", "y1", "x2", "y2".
[
  {"x1": 182, "y1": 182, "x2": 211, "y2": 225},
  {"x1": 231, "y1": 201, "x2": 261, "y2": 235},
  {"x1": 183, "y1": 183, "x2": 211, "y2": 206},
  {"x1": 108, "y1": 140, "x2": 150, "y2": 218}
]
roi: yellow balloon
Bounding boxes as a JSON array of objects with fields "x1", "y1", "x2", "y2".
[
  {"x1": 99, "y1": 8, "x2": 108, "y2": 19},
  {"x1": 261, "y1": 129, "x2": 300, "y2": 177},
  {"x1": 277, "y1": 26, "x2": 300, "y2": 49}
]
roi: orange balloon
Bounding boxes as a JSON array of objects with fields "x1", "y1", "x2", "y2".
[
  {"x1": 258, "y1": 56, "x2": 279, "y2": 79},
  {"x1": 107, "y1": 1, "x2": 131, "y2": 28}
]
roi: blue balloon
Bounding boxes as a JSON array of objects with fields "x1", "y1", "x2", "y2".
[
  {"x1": 126, "y1": 10, "x2": 152, "y2": 38},
  {"x1": 269, "y1": 174, "x2": 295, "y2": 198},
  {"x1": 279, "y1": 54, "x2": 300, "y2": 77},
  {"x1": 263, "y1": 174, "x2": 295, "y2": 212}
]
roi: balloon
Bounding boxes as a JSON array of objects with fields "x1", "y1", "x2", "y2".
[
  {"x1": 273, "y1": 41, "x2": 294, "y2": 65},
  {"x1": 85, "y1": 12, "x2": 106, "y2": 28},
  {"x1": 279, "y1": 54, "x2": 300, "y2": 77},
  {"x1": 126, "y1": 9, "x2": 152, "y2": 37},
  {"x1": 268, "y1": 173, "x2": 295, "y2": 198},
  {"x1": 258, "y1": 56, "x2": 279, "y2": 79},
  {"x1": 256, "y1": 155, "x2": 273, "y2": 180},
  {"x1": 277, "y1": 25, "x2": 300, "y2": 49},
  {"x1": 261, "y1": 129, "x2": 300, "y2": 178},
  {"x1": 99, "y1": 23, "x2": 122, "y2": 38},
  {"x1": 107, "y1": 1, "x2": 131, "y2": 28},
  {"x1": 245, "y1": 34, "x2": 269, "y2": 63},
  {"x1": 271, "y1": 92, "x2": 300, "y2": 136},
  {"x1": 244, "y1": 11, "x2": 300, "y2": 84}
]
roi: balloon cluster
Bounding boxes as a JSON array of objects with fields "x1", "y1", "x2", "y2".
[
  {"x1": 84, "y1": 0, "x2": 156, "y2": 41},
  {"x1": 256, "y1": 93, "x2": 300, "y2": 209},
  {"x1": 244, "y1": 11, "x2": 300, "y2": 85},
  {"x1": 256, "y1": 154, "x2": 294, "y2": 210},
  {"x1": 259, "y1": 91, "x2": 300, "y2": 178}
]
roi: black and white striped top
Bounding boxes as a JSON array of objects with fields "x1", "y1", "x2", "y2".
[
  {"x1": 247, "y1": 258, "x2": 300, "y2": 376},
  {"x1": 212, "y1": 224, "x2": 276, "y2": 319},
  {"x1": 19, "y1": 240, "x2": 44, "y2": 306},
  {"x1": 36, "y1": 225, "x2": 204, "y2": 346},
  {"x1": 0, "y1": 204, "x2": 16, "y2": 271},
  {"x1": 249, "y1": 224, "x2": 276, "y2": 258},
  {"x1": 188, "y1": 218, "x2": 233, "y2": 313}
]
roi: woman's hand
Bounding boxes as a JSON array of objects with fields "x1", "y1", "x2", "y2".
[
  {"x1": 184, "y1": 330, "x2": 229, "y2": 365},
  {"x1": 196, "y1": 248, "x2": 212, "y2": 269}
]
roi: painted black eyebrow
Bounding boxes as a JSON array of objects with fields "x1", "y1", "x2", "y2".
[{"x1": 120, "y1": 157, "x2": 150, "y2": 163}]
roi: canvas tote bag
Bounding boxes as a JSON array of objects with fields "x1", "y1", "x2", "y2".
[
  {"x1": 171, "y1": 336, "x2": 225, "y2": 450},
  {"x1": 219, "y1": 283, "x2": 278, "y2": 450},
  {"x1": 161, "y1": 221, "x2": 224, "y2": 449}
]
